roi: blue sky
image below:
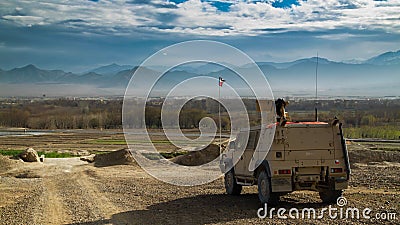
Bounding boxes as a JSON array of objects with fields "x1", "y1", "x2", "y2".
[{"x1": 0, "y1": 0, "x2": 399, "y2": 72}]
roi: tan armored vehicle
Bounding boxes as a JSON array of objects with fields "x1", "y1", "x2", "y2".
[{"x1": 220, "y1": 116, "x2": 351, "y2": 205}]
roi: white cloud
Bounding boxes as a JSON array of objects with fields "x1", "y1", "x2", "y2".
[
  {"x1": 0, "y1": 0, "x2": 399, "y2": 36},
  {"x1": 316, "y1": 33, "x2": 358, "y2": 40},
  {"x1": 2, "y1": 15, "x2": 46, "y2": 26}
]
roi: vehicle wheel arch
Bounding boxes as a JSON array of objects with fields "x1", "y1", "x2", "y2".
[{"x1": 254, "y1": 160, "x2": 271, "y2": 179}]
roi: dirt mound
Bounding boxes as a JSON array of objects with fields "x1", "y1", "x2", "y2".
[
  {"x1": 93, "y1": 149, "x2": 136, "y2": 167},
  {"x1": 348, "y1": 149, "x2": 400, "y2": 164},
  {"x1": 0, "y1": 155, "x2": 42, "y2": 178},
  {"x1": 171, "y1": 144, "x2": 220, "y2": 166},
  {"x1": 0, "y1": 155, "x2": 21, "y2": 174}
]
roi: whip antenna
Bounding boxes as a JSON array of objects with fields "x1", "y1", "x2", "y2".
[{"x1": 315, "y1": 53, "x2": 319, "y2": 122}]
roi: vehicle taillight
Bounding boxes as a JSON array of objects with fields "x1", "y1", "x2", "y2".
[
  {"x1": 278, "y1": 169, "x2": 291, "y2": 175},
  {"x1": 330, "y1": 168, "x2": 343, "y2": 173}
]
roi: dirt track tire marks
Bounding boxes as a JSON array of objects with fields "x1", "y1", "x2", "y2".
[
  {"x1": 41, "y1": 178, "x2": 70, "y2": 225},
  {"x1": 54, "y1": 167, "x2": 130, "y2": 225}
]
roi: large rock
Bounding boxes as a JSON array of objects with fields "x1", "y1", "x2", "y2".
[
  {"x1": 18, "y1": 148, "x2": 40, "y2": 162},
  {"x1": 80, "y1": 154, "x2": 96, "y2": 163}
]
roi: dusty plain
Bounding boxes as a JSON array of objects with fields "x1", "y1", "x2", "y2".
[{"x1": 0, "y1": 131, "x2": 399, "y2": 225}]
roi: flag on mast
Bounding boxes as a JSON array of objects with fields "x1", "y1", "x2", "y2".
[{"x1": 219, "y1": 77, "x2": 225, "y2": 87}]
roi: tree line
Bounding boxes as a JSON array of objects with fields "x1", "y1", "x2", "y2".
[
  {"x1": 0, "y1": 98, "x2": 399, "y2": 137},
  {"x1": 0, "y1": 99, "x2": 122, "y2": 129}
]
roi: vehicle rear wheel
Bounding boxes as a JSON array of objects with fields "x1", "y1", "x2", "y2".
[
  {"x1": 224, "y1": 169, "x2": 242, "y2": 195},
  {"x1": 257, "y1": 170, "x2": 278, "y2": 205},
  {"x1": 319, "y1": 189, "x2": 343, "y2": 204}
]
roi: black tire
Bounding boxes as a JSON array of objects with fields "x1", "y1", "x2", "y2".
[
  {"x1": 224, "y1": 169, "x2": 242, "y2": 195},
  {"x1": 257, "y1": 170, "x2": 279, "y2": 205},
  {"x1": 319, "y1": 189, "x2": 343, "y2": 204}
]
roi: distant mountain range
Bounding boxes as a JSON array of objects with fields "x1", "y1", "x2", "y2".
[
  {"x1": 365, "y1": 50, "x2": 400, "y2": 66},
  {"x1": 86, "y1": 63, "x2": 133, "y2": 76},
  {"x1": 0, "y1": 50, "x2": 399, "y2": 97}
]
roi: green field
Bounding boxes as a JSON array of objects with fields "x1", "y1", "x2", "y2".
[
  {"x1": 0, "y1": 149, "x2": 76, "y2": 158},
  {"x1": 344, "y1": 126, "x2": 400, "y2": 140}
]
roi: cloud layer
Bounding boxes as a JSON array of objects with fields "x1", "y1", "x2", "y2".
[
  {"x1": 0, "y1": 0, "x2": 399, "y2": 71},
  {"x1": 1, "y1": 0, "x2": 399, "y2": 36}
]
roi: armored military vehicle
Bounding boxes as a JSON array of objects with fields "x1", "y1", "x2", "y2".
[{"x1": 220, "y1": 116, "x2": 351, "y2": 205}]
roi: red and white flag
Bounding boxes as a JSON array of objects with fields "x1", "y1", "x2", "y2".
[{"x1": 219, "y1": 77, "x2": 225, "y2": 87}]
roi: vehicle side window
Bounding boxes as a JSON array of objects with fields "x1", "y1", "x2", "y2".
[{"x1": 246, "y1": 131, "x2": 256, "y2": 149}]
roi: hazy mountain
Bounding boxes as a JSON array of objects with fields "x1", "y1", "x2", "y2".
[
  {"x1": 0, "y1": 64, "x2": 106, "y2": 85},
  {"x1": 88, "y1": 63, "x2": 133, "y2": 76},
  {"x1": 105, "y1": 66, "x2": 161, "y2": 87},
  {"x1": 170, "y1": 62, "x2": 236, "y2": 74},
  {"x1": 255, "y1": 57, "x2": 333, "y2": 69},
  {"x1": 0, "y1": 64, "x2": 68, "y2": 83},
  {"x1": 0, "y1": 50, "x2": 399, "y2": 97},
  {"x1": 366, "y1": 50, "x2": 400, "y2": 65},
  {"x1": 107, "y1": 68, "x2": 135, "y2": 87},
  {"x1": 76, "y1": 72, "x2": 105, "y2": 84},
  {"x1": 341, "y1": 59, "x2": 365, "y2": 64},
  {"x1": 212, "y1": 57, "x2": 399, "y2": 97},
  {"x1": 55, "y1": 72, "x2": 79, "y2": 83}
]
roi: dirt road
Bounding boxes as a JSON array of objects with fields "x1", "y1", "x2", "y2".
[
  {"x1": 0, "y1": 154, "x2": 399, "y2": 225},
  {"x1": 0, "y1": 157, "x2": 134, "y2": 224}
]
